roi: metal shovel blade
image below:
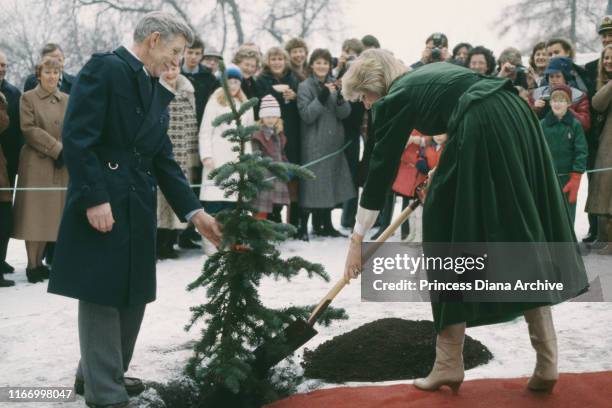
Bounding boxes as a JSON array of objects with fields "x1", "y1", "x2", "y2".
[{"x1": 252, "y1": 318, "x2": 318, "y2": 374}]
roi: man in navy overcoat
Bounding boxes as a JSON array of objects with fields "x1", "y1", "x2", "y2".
[{"x1": 48, "y1": 12, "x2": 221, "y2": 408}]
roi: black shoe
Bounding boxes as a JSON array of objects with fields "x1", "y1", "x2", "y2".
[
  {"x1": 26, "y1": 268, "x2": 44, "y2": 283},
  {"x1": 319, "y1": 226, "x2": 348, "y2": 238},
  {"x1": 0, "y1": 261, "x2": 14, "y2": 274},
  {"x1": 0, "y1": 276, "x2": 15, "y2": 287},
  {"x1": 295, "y1": 223, "x2": 310, "y2": 241},
  {"x1": 76, "y1": 376, "x2": 145, "y2": 397},
  {"x1": 157, "y1": 246, "x2": 179, "y2": 260},
  {"x1": 582, "y1": 232, "x2": 597, "y2": 243},
  {"x1": 37, "y1": 265, "x2": 50, "y2": 280},
  {"x1": 178, "y1": 235, "x2": 201, "y2": 249},
  {"x1": 312, "y1": 226, "x2": 326, "y2": 236},
  {"x1": 588, "y1": 240, "x2": 608, "y2": 250}
]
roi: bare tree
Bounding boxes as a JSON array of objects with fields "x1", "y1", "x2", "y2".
[
  {"x1": 261, "y1": 0, "x2": 341, "y2": 44},
  {"x1": 0, "y1": 0, "x2": 345, "y2": 87},
  {"x1": 0, "y1": 0, "x2": 76, "y2": 87},
  {"x1": 76, "y1": 0, "x2": 342, "y2": 52},
  {"x1": 494, "y1": 0, "x2": 607, "y2": 54}
]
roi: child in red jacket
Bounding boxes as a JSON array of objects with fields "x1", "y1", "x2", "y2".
[
  {"x1": 390, "y1": 130, "x2": 428, "y2": 241},
  {"x1": 416, "y1": 133, "x2": 448, "y2": 179}
]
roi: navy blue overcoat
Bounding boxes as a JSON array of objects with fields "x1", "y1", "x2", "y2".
[{"x1": 49, "y1": 46, "x2": 201, "y2": 306}]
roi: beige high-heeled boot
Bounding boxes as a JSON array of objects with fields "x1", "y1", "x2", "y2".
[
  {"x1": 523, "y1": 306, "x2": 558, "y2": 392},
  {"x1": 413, "y1": 322, "x2": 466, "y2": 394}
]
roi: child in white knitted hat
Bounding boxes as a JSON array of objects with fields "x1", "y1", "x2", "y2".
[{"x1": 251, "y1": 95, "x2": 290, "y2": 220}]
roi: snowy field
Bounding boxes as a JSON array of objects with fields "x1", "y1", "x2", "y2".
[{"x1": 0, "y1": 178, "x2": 611, "y2": 407}]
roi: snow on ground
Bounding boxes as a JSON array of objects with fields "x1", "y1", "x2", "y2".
[{"x1": 0, "y1": 178, "x2": 611, "y2": 407}]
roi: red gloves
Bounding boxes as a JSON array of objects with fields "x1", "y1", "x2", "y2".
[{"x1": 562, "y1": 172, "x2": 582, "y2": 204}]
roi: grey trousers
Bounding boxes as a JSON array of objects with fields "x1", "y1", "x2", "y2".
[{"x1": 76, "y1": 300, "x2": 146, "y2": 406}]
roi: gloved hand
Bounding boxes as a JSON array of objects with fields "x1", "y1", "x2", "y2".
[
  {"x1": 336, "y1": 89, "x2": 345, "y2": 105},
  {"x1": 54, "y1": 150, "x2": 64, "y2": 169},
  {"x1": 562, "y1": 172, "x2": 582, "y2": 204},
  {"x1": 318, "y1": 85, "x2": 331, "y2": 104},
  {"x1": 415, "y1": 158, "x2": 429, "y2": 175}
]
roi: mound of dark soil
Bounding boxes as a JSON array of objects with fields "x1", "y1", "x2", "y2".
[{"x1": 302, "y1": 318, "x2": 493, "y2": 383}]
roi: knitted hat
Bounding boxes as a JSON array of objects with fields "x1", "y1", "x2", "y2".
[
  {"x1": 225, "y1": 64, "x2": 243, "y2": 82},
  {"x1": 544, "y1": 57, "x2": 573, "y2": 81},
  {"x1": 550, "y1": 84, "x2": 572, "y2": 102},
  {"x1": 259, "y1": 94, "x2": 281, "y2": 118},
  {"x1": 599, "y1": 15, "x2": 612, "y2": 34}
]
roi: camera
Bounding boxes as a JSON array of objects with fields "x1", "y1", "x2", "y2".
[
  {"x1": 512, "y1": 66, "x2": 528, "y2": 74},
  {"x1": 337, "y1": 54, "x2": 357, "y2": 79},
  {"x1": 431, "y1": 33, "x2": 444, "y2": 62}
]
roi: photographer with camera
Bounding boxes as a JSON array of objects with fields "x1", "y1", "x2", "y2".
[
  {"x1": 496, "y1": 47, "x2": 529, "y2": 90},
  {"x1": 411, "y1": 32, "x2": 449, "y2": 69},
  {"x1": 334, "y1": 38, "x2": 364, "y2": 80}
]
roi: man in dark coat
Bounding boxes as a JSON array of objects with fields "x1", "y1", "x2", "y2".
[
  {"x1": 583, "y1": 15, "x2": 612, "y2": 243},
  {"x1": 23, "y1": 43, "x2": 75, "y2": 94},
  {"x1": 48, "y1": 12, "x2": 221, "y2": 408},
  {"x1": 0, "y1": 50, "x2": 21, "y2": 277},
  {"x1": 0, "y1": 91, "x2": 14, "y2": 287}
]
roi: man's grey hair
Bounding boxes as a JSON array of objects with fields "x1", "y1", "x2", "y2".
[{"x1": 133, "y1": 11, "x2": 194, "y2": 45}]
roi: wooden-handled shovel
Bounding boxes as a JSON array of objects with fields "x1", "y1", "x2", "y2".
[{"x1": 252, "y1": 195, "x2": 423, "y2": 375}]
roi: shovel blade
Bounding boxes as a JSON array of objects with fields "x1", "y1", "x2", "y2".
[{"x1": 252, "y1": 318, "x2": 318, "y2": 374}]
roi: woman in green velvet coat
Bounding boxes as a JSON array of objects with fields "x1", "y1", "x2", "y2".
[{"x1": 341, "y1": 49, "x2": 589, "y2": 395}]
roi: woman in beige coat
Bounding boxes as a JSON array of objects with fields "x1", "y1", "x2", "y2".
[
  {"x1": 12, "y1": 57, "x2": 68, "y2": 282},
  {"x1": 586, "y1": 45, "x2": 612, "y2": 255}
]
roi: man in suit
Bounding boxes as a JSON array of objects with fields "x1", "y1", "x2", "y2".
[
  {"x1": 48, "y1": 12, "x2": 221, "y2": 408},
  {"x1": 23, "y1": 43, "x2": 76, "y2": 94}
]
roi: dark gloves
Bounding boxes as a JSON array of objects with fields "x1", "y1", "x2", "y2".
[
  {"x1": 415, "y1": 158, "x2": 429, "y2": 175},
  {"x1": 54, "y1": 150, "x2": 64, "y2": 169},
  {"x1": 336, "y1": 89, "x2": 345, "y2": 105},
  {"x1": 318, "y1": 85, "x2": 331, "y2": 104}
]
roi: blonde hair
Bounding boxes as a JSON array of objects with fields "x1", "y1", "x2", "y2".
[
  {"x1": 213, "y1": 86, "x2": 247, "y2": 107},
  {"x1": 597, "y1": 45, "x2": 612, "y2": 91},
  {"x1": 258, "y1": 117, "x2": 284, "y2": 133},
  {"x1": 262, "y1": 46, "x2": 291, "y2": 75},
  {"x1": 232, "y1": 48, "x2": 260, "y2": 66},
  {"x1": 35, "y1": 56, "x2": 62, "y2": 78},
  {"x1": 341, "y1": 49, "x2": 408, "y2": 101}
]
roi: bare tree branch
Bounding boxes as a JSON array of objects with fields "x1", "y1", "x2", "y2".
[
  {"x1": 78, "y1": 0, "x2": 153, "y2": 13},
  {"x1": 494, "y1": 0, "x2": 607, "y2": 54}
]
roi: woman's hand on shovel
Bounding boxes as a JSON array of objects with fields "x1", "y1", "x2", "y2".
[{"x1": 344, "y1": 233, "x2": 363, "y2": 284}]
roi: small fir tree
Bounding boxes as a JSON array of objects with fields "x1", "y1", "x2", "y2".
[{"x1": 185, "y1": 62, "x2": 347, "y2": 406}]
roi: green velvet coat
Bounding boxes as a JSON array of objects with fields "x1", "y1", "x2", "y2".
[{"x1": 360, "y1": 62, "x2": 589, "y2": 332}]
